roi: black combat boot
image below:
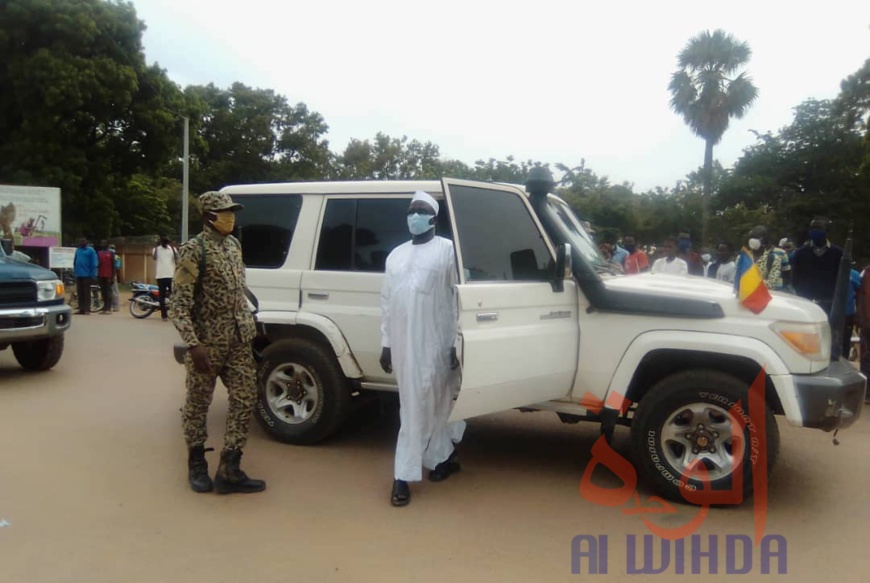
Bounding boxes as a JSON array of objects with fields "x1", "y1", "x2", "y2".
[
  {"x1": 214, "y1": 448, "x2": 266, "y2": 494},
  {"x1": 188, "y1": 445, "x2": 214, "y2": 493}
]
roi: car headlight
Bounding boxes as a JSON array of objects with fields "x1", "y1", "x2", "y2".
[
  {"x1": 37, "y1": 280, "x2": 64, "y2": 301},
  {"x1": 770, "y1": 321, "x2": 830, "y2": 361}
]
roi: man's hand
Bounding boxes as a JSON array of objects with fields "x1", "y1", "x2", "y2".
[
  {"x1": 379, "y1": 347, "x2": 392, "y2": 374},
  {"x1": 189, "y1": 346, "x2": 213, "y2": 374},
  {"x1": 450, "y1": 347, "x2": 460, "y2": 370}
]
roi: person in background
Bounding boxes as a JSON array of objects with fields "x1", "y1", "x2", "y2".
[
  {"x1": 791, "y1": 218, "x2": 844, "y2": 315},
  {"x1": 843, "y1": 266, "x2": 862, "y2": 359},
  {"x1": 780, "y1": 238, "x2": 796, "y2": 264},
  {"x1": 600, "y1": 232, "x2": 628, "y2": 269},
  {"x1": 747, "y1": 225, "x2": 790, "y2": 291},
  {"x1": 706, "y1": 242, "x2": 737, "y2": 284},
  {"x1": 651, "y1": 237, "x2": 689, "y2": 275},
  {"x1": 153, "y1": 235, "x2": 178, "y2": 322},
  {"x1": 73, "y1": 238, "x2": 98, "y2": 315},
  {"x1": 856, "y1": 264, "x2": 870, "y2": 401},
  {"x1": 622, "y1": 235, "x2": 650, "y2": 275},
  {"x1": 96, "y1": 240, "x2": 116, "y2": 314},
  {"x1": 677, "y1": 229, "x2": 704, "y2": 276},
  {"x1": 700, "y1": 247, "x2": 713, "y2": 277},
  {"x1": 110, "y1": 244, "x2": 121, "y2": 311}
]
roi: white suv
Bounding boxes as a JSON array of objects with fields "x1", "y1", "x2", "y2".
[{"x1": 218, "y1": 177, "x2": 865, "y2": 502}]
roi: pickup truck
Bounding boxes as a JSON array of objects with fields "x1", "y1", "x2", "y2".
[{"x1": 0, "y1": 242, "x2": 71, "y2": 370}]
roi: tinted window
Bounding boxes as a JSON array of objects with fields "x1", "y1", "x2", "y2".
[
  {"x1": 449, "y1": 185, "x2": 552, "y2": 282},
  {"x1": 355, "y1": 199, "x2": 409, "y2": 272},
  {"x1": 315, "y1": 199, "x2": 356, "y2": 270},
  {"x1": 230, "y1": 194, "x2": 302, "y2": 268},
  {"x1": 315, "y1": 197, "x2": 452, "y2": 272}
]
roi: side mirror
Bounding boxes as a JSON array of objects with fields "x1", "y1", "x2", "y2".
[{"x1": 553, "y1": 243, "x2": 573, "y2": 292}]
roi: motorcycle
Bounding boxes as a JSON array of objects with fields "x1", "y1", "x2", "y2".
[{"x1": 129, "y1": 281, "x2": 163, "y2": 319}]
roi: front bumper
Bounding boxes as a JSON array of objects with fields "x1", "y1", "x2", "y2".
[
  {"x1": 792, "y1": 359, "x2": 866, "y2": 431},
  {"x1": 0, "y1": 304, "x2": 72, "y2": 343}
]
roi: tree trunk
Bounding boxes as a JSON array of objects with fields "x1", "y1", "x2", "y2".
[{"x1": 702, "y1": 139, "x2": 714, "y2": 246}]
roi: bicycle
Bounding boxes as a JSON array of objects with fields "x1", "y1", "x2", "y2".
[{"x1": 63, "y1": 273, "x2": 104, "y2": 313}]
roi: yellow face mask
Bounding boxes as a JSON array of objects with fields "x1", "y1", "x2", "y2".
[{"x1": 210, "y1": 211, "x2": 235, "y2": 236}]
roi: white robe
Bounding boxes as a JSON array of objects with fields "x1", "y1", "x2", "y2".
[{"x1": 381, "y1": 236, "x2": 466, "y2": 482}]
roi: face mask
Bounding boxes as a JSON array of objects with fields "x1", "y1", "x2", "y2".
[
  {"x1": 624, "y1": 244, "x2": 636, "y2": 254},
  {"x1": 809, "y1": 229, "x2": 826, "y2": 246},
  {"x1": 701, "y1": 253, "x2": 712, "y2": 263},
  {"x1": 407, "y1": 213, "x2": 434, "y2": 236},
  {"x1": 210, "y1": 211, "x2": 235, "y2": 236},
  {"x1": 748, "y1": 238, "x2": 762, "y2": 251},
  {"x1": 678, "y1": 238, "x2": 691, "y2": 252}
]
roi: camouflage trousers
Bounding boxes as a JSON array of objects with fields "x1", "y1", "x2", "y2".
[{"x1": 182, "y1": 340, "x2": 257, "y2": 452}]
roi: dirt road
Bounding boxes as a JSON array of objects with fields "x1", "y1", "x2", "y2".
[{"x1": 1, "y1": 311, "x2": 868, "y2": 582}]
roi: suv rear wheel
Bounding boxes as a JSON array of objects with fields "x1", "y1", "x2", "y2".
[
  {"x1": 254, "y1": 338, "x2": 352, "y2": 445},
  {"x1": 630, "y1": 369, "x2": 779, "y2": 503}
]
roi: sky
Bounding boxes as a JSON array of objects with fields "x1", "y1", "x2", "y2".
[{"x1": 132, "y1": 0, "x2": 869, "y2": 191}]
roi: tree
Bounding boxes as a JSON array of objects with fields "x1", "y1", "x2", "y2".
[
  {"x1": 333, "y1": 133, "x2": 444, "y2": 180},
  {"x1": 186, "y1": 82, "x2": 331, "y2": 196},
  {"x1": 717, "y1": 98, "x2": 868, "y2": 257},
  {"x1": 668, "y1": 29, "x2": 759, "y2": 245},
  {"x1": 0, "y1": 0, "x2": 186, "y2": 239}
]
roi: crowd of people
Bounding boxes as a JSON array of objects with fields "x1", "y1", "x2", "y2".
[{"x1": 592, "y1": 218, "x2": 869, "y2": 374}]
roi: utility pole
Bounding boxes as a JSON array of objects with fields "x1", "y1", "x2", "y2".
[{"x1": 181, "y1": 116, "x2": 190, "y2": 243}]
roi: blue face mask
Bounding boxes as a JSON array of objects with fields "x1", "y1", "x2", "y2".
[
  {"x1": 678, "y1": 237, "x2": 691, "y2": 252},
  {"x1": 407, "y1": 213, "x2": 434, "y2": 236},
  {"x1": 809, "y1": 229, "x2": 827, "y2": 246}
]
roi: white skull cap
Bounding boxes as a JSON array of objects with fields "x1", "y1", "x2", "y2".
[{"x1": 411, "y1": 191, "x2": 439, "y2": 215}]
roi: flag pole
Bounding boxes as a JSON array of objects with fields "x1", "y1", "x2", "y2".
[{"x1": 829, "y1": 224, "x2": 853, "y2": 360}]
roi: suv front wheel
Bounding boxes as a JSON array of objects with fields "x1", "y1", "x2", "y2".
[
  {"x1": 630, "y1": 369, "x2": 779, "y2": 504},
  {"x1": 254, "y1": 338, "x2": 352, "y2": 445}
]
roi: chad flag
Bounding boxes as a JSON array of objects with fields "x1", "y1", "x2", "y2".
[{"x1": 734, "y1": 248, "x2": 772, "y2": 314}]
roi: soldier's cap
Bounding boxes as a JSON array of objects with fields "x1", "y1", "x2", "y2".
[{"x1": 198, "y1": 191, "x2": 244, "y2": 213}]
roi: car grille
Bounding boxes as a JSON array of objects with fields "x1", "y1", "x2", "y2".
[
  {"x1": 0, "y1": 316, "x2": 43, "y2": 329},
  {"x1": 0, "y1": 282, "x2": 37, "y2": 305}
]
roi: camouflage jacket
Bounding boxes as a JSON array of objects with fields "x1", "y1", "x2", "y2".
[{"x1": 169, "y1": 229, "x2": 256, "y2": 348}]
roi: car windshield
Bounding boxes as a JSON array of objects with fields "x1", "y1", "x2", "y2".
[{"x1": 545, "y1": 196, "x2": 620, "y2": 277}]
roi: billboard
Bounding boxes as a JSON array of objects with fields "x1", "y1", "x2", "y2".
[{"x1": 0, "y1": 184, "x2": 62, "y2": 248}]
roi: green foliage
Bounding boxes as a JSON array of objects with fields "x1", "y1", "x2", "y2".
[
  {"x1": 0, "y1": 0, "x2": 184, "y2": 240},
  {"x1": 668, "y1": 29, "x2": 759, "y2": 244}
]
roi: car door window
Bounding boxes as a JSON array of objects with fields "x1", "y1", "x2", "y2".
[
  {"x1": 449, "y1": 185, "x2": 552, "y2": 282},
  {"x1": 355, "y1": 199, "x2": 409, "y2": 272},
  {"x1": 316, "y1": 197, "x2": 434, "y2": 273},
  {"x1": 229, "y1": 194, "x2": 303, "y2": 268}
]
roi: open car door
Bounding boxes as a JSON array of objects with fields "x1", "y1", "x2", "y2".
[{"x1": 443, "y1": 179, "x2": 580, "y2": 421}]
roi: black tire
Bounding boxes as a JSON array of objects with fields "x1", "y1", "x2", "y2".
[
  {"x1": 12, "y1": 335, "x2": 65, "y2": 371},
  {"x1": 630, "y1": 369, "x2": 779, "y2": 504},
  {"x1": 255, "y1": 338, "x2": 352, "y2": 445},
  {"x1": 129, "y1": 296, "x2": 154, "y2": 319}
]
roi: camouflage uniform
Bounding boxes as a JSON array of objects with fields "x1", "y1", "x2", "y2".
[{"x1": 169, "y1": 193, "x2": 257, "y2": 454}]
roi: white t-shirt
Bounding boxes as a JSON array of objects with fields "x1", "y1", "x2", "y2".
[
  {"x1": 153, "y1": 245, "x2": 177, "y2": 280},
  {"x1": 651, "y1": 257, "x2": 689, "y2": 275}
]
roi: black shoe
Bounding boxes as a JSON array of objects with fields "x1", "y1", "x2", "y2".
[
  {"x1": 214, "y1": 448, "x2": 266, "y2": 494},
  {"x1": 188, "y1": 445, "x2": 214, "y2": 493},
  {"x1": 391, "y1": 479, "x2": 410, "y2": 507},
  {"x1": 429, "y1": 453, "x2": 461, "y2": 482}
]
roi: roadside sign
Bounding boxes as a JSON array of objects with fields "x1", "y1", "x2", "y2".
[{"x1": 49, "y1": 247, "x2": 76, "y2": 270}]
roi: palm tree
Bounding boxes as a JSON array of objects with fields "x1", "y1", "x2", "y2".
[{"x1": 669, "y1": 29, "x2": 759, "y2": 245}]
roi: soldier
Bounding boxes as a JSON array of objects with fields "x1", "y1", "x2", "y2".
[{"x1": 169, "y1": 191, "x2": 266, "y2": 494}]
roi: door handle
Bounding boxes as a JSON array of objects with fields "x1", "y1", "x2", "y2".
[
  {"x1": 307, "y1": 292, "x2": 329, "y2": 300},
  {"x1": 541, "y1": 310, "x2": 572, "y2": 320},
  {"x1": 476, "y1": 312, "x2": 499, "y2": 322}
]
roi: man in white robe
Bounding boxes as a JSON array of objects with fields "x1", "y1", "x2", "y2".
[{"x1": 380, "y1": 191, "x2": 466, "y2": 506}]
